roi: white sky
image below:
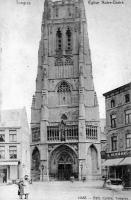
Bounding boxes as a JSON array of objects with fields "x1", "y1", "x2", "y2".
[{"x1": 0, "y1": 0, "x2": 131, "y2": 122}]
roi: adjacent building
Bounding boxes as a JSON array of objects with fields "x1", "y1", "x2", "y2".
[
  {"x1": 0, "y1": 108, "x2": 30, "y2": 183},
  {"x1": 103, "y1": 82, "x2": 131, "y2": 188},
  {"x1": 31, "y1": 0, "x2": 101, "y2": 181},
  {"x1": 100, "y1": 118, "x2": 107, "y2": 177}
]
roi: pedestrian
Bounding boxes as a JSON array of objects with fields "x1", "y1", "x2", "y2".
[
  {"x1": 23, "y1": 175, "x2": 30, "y2": 199},
  {"x1": 102, "y1": 176, "x2": 107, "y2": 188},
  {"x1": 18, "y1": 179, "x2": 24, "y2": 199},
  {"x1": 3, "y1": 174, "x2": 6, "y2": 183}
]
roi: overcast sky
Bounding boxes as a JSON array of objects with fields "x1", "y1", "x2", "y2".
[{"x1": 0, "y1": 0, "x2": 131, "y2": 122}]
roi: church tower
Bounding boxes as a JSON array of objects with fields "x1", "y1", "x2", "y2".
[{"x1": 31, "y1": 0, "x2": 101, "y2": 181}]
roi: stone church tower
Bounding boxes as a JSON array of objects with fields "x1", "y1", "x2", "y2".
[{"x1": 31, "y1": 0, "x2": 101, "y2": 181}]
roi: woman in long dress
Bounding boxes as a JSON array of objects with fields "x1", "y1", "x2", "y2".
[{"x1": 24, "y1": 175, "x2": 30, "y2": 199}]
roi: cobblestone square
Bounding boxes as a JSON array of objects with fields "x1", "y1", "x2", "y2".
[{"x1": 0, "y1": 181, "x2": 130, "y2": 200}]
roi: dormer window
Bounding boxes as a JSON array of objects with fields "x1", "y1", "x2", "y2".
[
  {"x1": 111, "y1": 99, "x2": 115, "y2": 108},
  {"x1": 125, "y1": 94, "x2": 130, "y2": 103}
]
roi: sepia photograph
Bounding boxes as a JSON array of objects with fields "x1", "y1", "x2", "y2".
[{"x1": 0, "y1": 0, "x2": 131, "y2": 199}]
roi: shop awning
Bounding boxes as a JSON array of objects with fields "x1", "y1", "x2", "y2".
[
  {"x1": 0, "y1": 161, "x2": 18, "y2": 166},
  {"x1": 102, "y1": 158, "x2": 124, "y2": 166},
  {"x1": 119, "y1": 157, "x2": 131, "y2": 165}
]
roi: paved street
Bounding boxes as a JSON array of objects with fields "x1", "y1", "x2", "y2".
[{"x1": 0, "y1": 181, "x2": 130, "y2": 200}]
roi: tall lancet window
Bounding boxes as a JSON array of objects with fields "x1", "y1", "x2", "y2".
[
  {"x1": 57, "y1": 81, "x2": 71, "y2": 105},
  {"x1": 56, "y1": 28, "x2": 62, "y2": 51},
  {"x1": 66, "y1": 28, "x2": 72, "y2": 50}
]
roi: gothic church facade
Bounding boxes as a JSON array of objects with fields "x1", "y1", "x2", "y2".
[{"x1": 31, "y1": 0, "x2": 101, "y2": 181}]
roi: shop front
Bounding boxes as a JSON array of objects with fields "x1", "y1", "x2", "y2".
[
  {"x1": 119, "y1": 156, "x2": 131, "y2": 188},
  {"x1": 103, "y1": 157, "x2": 131, "y2": 188},
  {"x1": 102, "y1": 158, "x2": 123, "y2": 179},
  {"x1": 0, "y1": 161, "x2": 19, "y2": 183},
  {"x1": 0, "y1": 166, "x2": 7, "y2": 183}
]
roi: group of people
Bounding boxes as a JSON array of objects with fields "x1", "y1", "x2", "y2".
[{"x1": 17, "y1": 175, "x2": 30, "y2": 199}]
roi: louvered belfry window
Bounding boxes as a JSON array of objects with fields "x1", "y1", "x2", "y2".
[
  {"x1": 66, "y1": 28, "x2": 72, "y2": 50},
  {"x1": 56, "y1": 28, "x2": 62, "y2": 51}
]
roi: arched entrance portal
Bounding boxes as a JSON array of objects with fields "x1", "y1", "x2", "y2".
[
  {"x1": 49, "y1": 145, "x2": 78, "y2": 180},
  {"x1": 87, "y1": 145, "x2": 98, "y2": 176},
  {"x1": 31, "y1": 147, "x2": 40, "y2": 181},
  {"x1": 58, "y1": 152, "x2": 73, "y2": 180}
]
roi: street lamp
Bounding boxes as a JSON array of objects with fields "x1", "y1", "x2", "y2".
[
  {"x1": 80, "y1": 163, "x2": 83, "y2": 181},
  {"x1": 41, "y1": 164, "x2": 44, "y2": 182}
]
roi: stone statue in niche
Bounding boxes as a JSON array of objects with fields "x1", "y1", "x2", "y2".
[
  {"x1": 59, "y1": 120, "x2": 66, "y2": 141},
  {"x1": 61, "y1": 130, "x2": 65, "y2": 141}
]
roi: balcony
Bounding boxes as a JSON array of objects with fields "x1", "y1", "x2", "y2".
[
  {"x1": 86, "y1": 125, "x2": 98, "y2": 140},
  {"x1": 47, "y1": 125, "x2": 78, "y2": 143}
]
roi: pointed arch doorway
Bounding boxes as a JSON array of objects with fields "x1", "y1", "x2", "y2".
[
  {"x1": 87, "y1": 145, "x2": 98, "y2": 177},
  {"x1": 58, "y1": 152, "x2": 73, "y2": 180},
  {"x1": 31, "y1": 147, "x2": 40, "y2": 181},
  {"x1": 49, "y1": 145, "x2": 78, "y2": 181}
]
